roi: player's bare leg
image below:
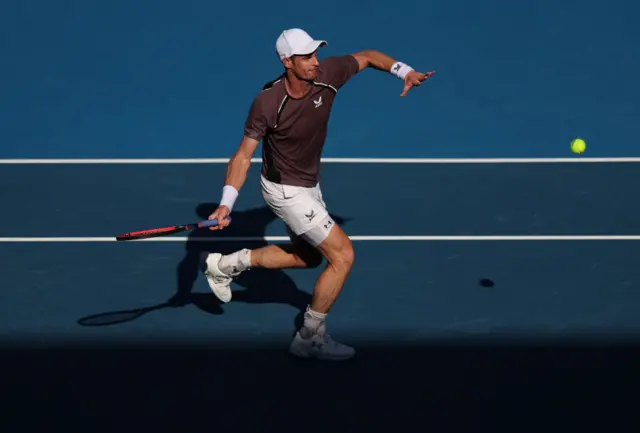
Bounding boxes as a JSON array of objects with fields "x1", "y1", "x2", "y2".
[
  {"x1": 203, "y1": 239, "x2": 321, "y2": 302},
  {"x1": 305, "y1": 224, "x2": 353, "y2": 314},
  {"x1": 204, "y1": 221, "x2": 355, "y2": 360},
  {"x1": 250, "y1": 242, "x2": 322, "y2": 269},
  {"x1": 288, "y1": 223, "x2": 356, "y2": 360}
]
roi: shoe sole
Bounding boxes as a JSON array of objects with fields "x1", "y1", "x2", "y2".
[{"x1": 289, "y1": 346, "x2": 356, "y2": 361}]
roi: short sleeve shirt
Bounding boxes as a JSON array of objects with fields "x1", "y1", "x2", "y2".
[{"x1": 243, "y1": 54, "x2": 360, "y2": 187}]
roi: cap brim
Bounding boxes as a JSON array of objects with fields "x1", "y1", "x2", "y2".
[{"x1": 292, "y1": 40, "x2": 327, "y2": 56}]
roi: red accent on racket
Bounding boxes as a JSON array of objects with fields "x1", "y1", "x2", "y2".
[{"x1": 115, "y1": 217, "x2": 231, "y2": 241}]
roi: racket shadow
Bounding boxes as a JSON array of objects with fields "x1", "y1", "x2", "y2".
[
  {"x1": 78, "y1": 202, "x2": 351, "y2": 334},
  {"x1": 77, "y1": 303, "x2": 172, "y2": 326}
]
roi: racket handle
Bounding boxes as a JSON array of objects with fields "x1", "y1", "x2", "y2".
[{"x1": 199, "y1": 217, "x2": 231, "y2": 228}]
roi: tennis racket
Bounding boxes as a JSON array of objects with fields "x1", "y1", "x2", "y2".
[{"x1": 115, "y1": 217, "x2": 231, "y2": 241}]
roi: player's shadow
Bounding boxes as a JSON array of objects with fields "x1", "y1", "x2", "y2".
[{"x1": 77, "y1": 203, "x2": 351, "y2": 334}]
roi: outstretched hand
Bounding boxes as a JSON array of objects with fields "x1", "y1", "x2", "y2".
[{"x1": 401, "y1": 70, "x2": 436, "y2": 97}]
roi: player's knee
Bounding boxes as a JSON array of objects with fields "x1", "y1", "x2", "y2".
[{"x1": 329, "y1": 241, "x2": 354, "y2": 274}]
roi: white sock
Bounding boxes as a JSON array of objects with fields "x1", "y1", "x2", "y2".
[
  {"x1": 300, "y1": 305, "x2": 327, "y2": 339},
  {"x1": 218, "y1": 248, "x2": 252, "y2": 275}
]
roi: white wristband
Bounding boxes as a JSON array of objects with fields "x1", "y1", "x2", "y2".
[
  {"x1": 390, "y1": 62, "x2": 414, "y2": 80},
  {"x1": 220, "y1": 185, "x2": 239, "y2": 212}
]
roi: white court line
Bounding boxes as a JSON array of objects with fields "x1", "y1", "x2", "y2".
[
  {"x1": 0, "y1": 157, "x2": 639, "y2": 164},
  {"x1": 1, "y1": 235, "x2": 640, "y2": 242}
]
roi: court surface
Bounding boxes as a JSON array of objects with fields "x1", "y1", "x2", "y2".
[
  {"x1": 3, "y1": 160, "x2": 640, "y2": 432},
  {"x1": 2, "y1": 1, "x2": 640, "y2": 432}
]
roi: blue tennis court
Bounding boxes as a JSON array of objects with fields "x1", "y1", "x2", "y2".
[{"x1": 2, "y1": 0, "x2": 640, "y2": 432}]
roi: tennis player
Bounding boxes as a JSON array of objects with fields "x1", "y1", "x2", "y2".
[{"x1": 204, "y1": 28, "x2": 435, "y2": 360}]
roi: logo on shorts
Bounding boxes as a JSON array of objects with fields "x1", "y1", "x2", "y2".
[
  {"x1": 313, "y1": 96, "x2": 323, "y2": 108},
  {"x1": 305, "y1": 210, "x2": 315, "y2": 221},
  {"x1": 324, "y1": 219, "x2": 333, "y2": 230}
]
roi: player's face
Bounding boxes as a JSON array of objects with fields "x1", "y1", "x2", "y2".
[{"x1": 288, "y1": 51, "x2": 320, "y2": 81}]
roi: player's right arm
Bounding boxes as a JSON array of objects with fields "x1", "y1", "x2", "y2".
[
  {"x1": 208, "y1": 93, "x2": 270, "y2": 231},
  {"x1": 224, "y1": 135, "x2": 260, "y2": 191},
  {"x1": 207, "y1": 135, "x2": 260, "y2": 230}
]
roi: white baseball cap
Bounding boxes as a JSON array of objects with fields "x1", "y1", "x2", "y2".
[{"x1": 275, "y1": 28, "x2": 327, "y2": 60}]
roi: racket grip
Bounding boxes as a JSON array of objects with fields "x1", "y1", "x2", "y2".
[{"x1": 199, "y1": 217, "x2": 231, "y2": 228}]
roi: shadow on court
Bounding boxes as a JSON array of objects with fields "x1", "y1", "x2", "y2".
[
  {"x1": 77, "y1": 203, "x2": 351, "y2": 335},
  {"x1": 3, "y1": 338, "x2": 639, "y2": 432},
  {"x1": 32, "y1": 210, "x2": 638, "y2": 432}
]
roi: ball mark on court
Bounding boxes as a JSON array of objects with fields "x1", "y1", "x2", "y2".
[{"x1": 479, "y1": 279, "x2": 494, "y2": 288}]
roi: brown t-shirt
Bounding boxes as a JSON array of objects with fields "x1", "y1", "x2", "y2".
[{"x1": 243, "y1": 55, "x2": 360, "y2": 187}]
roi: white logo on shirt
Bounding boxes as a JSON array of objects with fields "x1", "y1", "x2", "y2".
[{"x1": 313, "y1": 96, "x2": 323, "y2": 108}]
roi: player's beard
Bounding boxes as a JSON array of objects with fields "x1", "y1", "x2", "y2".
[{"x1": 294, "y1": 67, "x2": 318, "y2": 82}]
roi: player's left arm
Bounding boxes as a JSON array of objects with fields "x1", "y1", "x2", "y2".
[{"x1": 350, "y1": 50, "x2": 436, "y2": 97}]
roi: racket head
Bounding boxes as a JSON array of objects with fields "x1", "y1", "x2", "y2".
[
  {"x1": 115, "y1": 225, "x2": 188, "y2": 241},
  {"x1": 115, "y1": 217, "x2": 228, "y2": 241}
]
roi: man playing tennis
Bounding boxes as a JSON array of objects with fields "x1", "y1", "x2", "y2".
[{"x1": 204, "y1": 28, "x2": 435, "y2": 360}]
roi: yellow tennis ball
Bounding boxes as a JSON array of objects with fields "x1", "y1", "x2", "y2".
[{"x1": 571, "y1": 138, "x2": 586, "y2": 154}]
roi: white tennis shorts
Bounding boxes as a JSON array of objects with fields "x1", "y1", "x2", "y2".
[{"x1": 260, "y1": 175, "x2": 335, "y2": 247}]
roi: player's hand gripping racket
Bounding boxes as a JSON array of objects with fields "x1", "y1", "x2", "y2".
[{"x1": 115, "y1": 217, "x2": 231, "y2": 241}]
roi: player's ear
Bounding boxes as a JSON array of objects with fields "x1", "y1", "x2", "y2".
[{"x1": 282, "y1": 56, "x2": 293, "y2": 69}]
